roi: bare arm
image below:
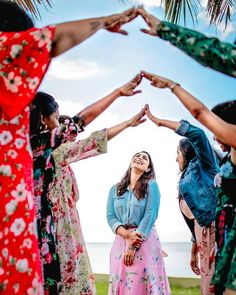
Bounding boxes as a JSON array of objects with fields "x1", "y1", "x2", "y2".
[
  {"x1": 78, "y1": 74, "x2": 142, "y2": 127},
  {"x1": 52, "y1": 8, "x2": 138, "y2": 57},
  {"x1": 107, "y1": 107, "x2": 146, "y2": 140},
  {"x1": 142, "y1": 71, "x2": 236, "y2": 150}
]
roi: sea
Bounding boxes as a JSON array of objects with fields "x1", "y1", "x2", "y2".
[{"x1": 86, "y1": 242, "x2": 196, "y2": 278}]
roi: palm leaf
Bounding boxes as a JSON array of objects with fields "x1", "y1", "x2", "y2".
[
  {"x1": 10, "y1": 0, "x2": 52, "y2": 18},
  {"x1": 164, "y1": 0, "x2": 201, "y2": 25},
  {"x1": 206, "y1": 0, "x2": 236, "y2": 27}
]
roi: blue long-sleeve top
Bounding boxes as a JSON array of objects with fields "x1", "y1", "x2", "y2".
[{"x1": 106, "y1": 179, "x2": 160, "y2": 240}]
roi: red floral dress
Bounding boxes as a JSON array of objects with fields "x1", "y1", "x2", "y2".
[{"x1": 0, "y1": 26, "x2": 55, "y2": 294}]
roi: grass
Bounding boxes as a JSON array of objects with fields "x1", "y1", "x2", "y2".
[{"x1": 95, "y1": 274, "x2": 201, "y2": 295}]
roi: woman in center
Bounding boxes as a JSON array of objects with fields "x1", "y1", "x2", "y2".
[{"x1": 107, "y1": 151, "x2": 170, "y2": 294}]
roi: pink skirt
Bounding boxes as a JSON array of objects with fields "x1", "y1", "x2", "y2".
[{"x1": 109, "y1": 228, "x2": 171, "y2": 295}]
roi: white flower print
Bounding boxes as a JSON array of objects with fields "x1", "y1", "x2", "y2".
[
  {"x1": 0, "y1": 267, "x2": 4, "y2": 275},
  {"x1": 10, "y1": 218, "x2": 26, "y2": 236},
  {"x1": 9, "y1": 115, "x2": 20, "y2": 125},
  {"x1": 27, "y1": 277, "x2": 43, "y2": 295},
  {"x1": 3, "y1": 72, "x2": 22, "y2": 93},
  {"x1": 11, "y1": 181, "x2": 27, "y2": 202},
  {"x1": 0, "y1": 165, "x2": 12, "y2": 176},
  {"x1": 16, "y1": 258, "x2": 28, "y2": 273},
  {"x1": 214, "y1": 173, "x2": 222, "y2": 188},
  {"x1": 26, "y1": 191, "x2": 34, "y2": 210},
  {"x1": 10, "y1": 44, "x2": 22, "y2": 59},
  {"x1": 27, "y1": 77, "x2": 40, "y2": 90},
  {"x1": 2, "y1": 248, "x2": 9, "y2": 259},
  {"x1": 0, "y1": 130, "x2": 13, "y2": 145},
  {"x1": 23, "y1": 238, "x2": 32, "y2": 249},
  {"x1": 220, "y1": 161, "x2": 233, "y2": 178},
  {"x1": 5, "y1": 200, "x2": 18, "y2": 215},
  {"x1": 15, "y1": 138, "x2": 25, "y2": 149},
  {"x1": 7, "y1": 149, "x2": 18, "y2": 159},
  {"x1": 30, "y1": 28, "x2": 52, "y2": 50}
]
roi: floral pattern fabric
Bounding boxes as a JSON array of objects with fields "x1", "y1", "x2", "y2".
[
  {"x1": 109, "y1": 228, "x2": 170, "y2": 295},
  {"x1": 0, "y1": 27, "x2": 55, "y2": 294},
  {"x1": 48, "y1": 129, "x2": 108, "y2": 294},
  {"x1": 31, "y1": 116, "x2": 84, "y2": 294},
  {"x1": 156, "y1": 21, "x2": 236, "y2": 78},
  {"x1": 212, "y1": 158, "x2": 236, "y2": 291}
]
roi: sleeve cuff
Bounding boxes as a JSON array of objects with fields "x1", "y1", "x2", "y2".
[
  {"x1": 175, "y1": 120, "x2": 190, "y2": 136},
  {"x1": 112, "y1": 222, "x2": 123, "y2": 234}
]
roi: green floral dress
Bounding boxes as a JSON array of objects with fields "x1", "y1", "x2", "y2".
[
  {"x1": 48, "y1": 129, "x2": 108, "y2": 295},
  {"x1": 156, "y1": 21, "x2": 236, "y2": 78},
  {"x1": 212, "y1": 157, "x2": 236, "y2": 292}
]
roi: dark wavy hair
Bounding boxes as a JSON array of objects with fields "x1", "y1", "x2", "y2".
[
  {"x1": 116, "y1": 151, "x2": 156, "y2": 200},
  {"x1": 0, "y1": 0, "x2": 34, "y2": 32},
  {"x1": 178, "y1": 138, "x2": 196, "y2": 171},
  {"x1": 30, "y1": 92, "x2": 59, "y2": 135},
  {"x1": 211, "y1": 100, "x2": 236, "y2": 125}
]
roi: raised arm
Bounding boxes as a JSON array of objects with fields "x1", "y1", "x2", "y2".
[
  {"x1": 137, "y1": 7, "x2": 236, "y2": 78},
  {"x1": 142, "y1": 71, "x2": 236, "y2": 150},
  {"x1": 52, "y1": 8, "x2": 138, "y2": 57},
  {"x1": 77, "y1": 74, "x2": 143, "y2": 127}
]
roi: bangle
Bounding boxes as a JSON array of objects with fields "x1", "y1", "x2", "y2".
[
  {"x1": 169, "y1": 82, "x2": 180, "y2": 92},
  {"x1": 128, "y1": 245, "x2": 136, "y2": 250}
]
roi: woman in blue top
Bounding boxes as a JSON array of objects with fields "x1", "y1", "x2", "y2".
[
  {"x1": 107, "y1": 151, "x2": 170, "y2": 295},
  {"x1": 144, "y1": 102, "x2": 218, "y2": 295}
]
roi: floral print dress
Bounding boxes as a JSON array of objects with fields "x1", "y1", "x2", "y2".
[
  {"x1": 0, "y1": 27, "x2": 55, "y2": 294},
  {"x1": 48, "y1": 129, "x2": 108, "y2": 295},
  {"x1": 30, "y1": 116, "x2": 84, "y2": 294},
  {"x1": 212, "y1": 158, "x2": 236, "y2": 291}
]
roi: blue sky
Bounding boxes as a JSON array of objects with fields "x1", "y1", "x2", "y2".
[{"x1": 35, "y1": 0, "x2": 236, "y2": 243}]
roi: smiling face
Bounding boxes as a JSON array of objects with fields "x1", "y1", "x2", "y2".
[{"x1": 130, "y1": 152, "x2": 150, "y2": 174}]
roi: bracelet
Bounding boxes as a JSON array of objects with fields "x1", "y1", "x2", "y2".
[
  {"x1": 169, "y1": 82, "x2": 180, "y2": 92},
  {"x1": 128, "y1": 245, "x2": 136, "y2": 250}
]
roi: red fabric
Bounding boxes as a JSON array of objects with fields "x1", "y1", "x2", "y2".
[
  {"x1": 0, "y1": 26, "x2": 55, "y2": 119},
  {"x1": 0, "y1": 26, "x2": 55, "y2": 294}
]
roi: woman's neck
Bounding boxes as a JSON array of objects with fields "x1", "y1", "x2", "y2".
[{"x1": 129, "y1": 169, "x2": 143, "y2": 189}]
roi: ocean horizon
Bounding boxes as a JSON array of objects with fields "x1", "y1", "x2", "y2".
[{"x1": 86, "y1": 242, "x2": 197, "y2": 278}]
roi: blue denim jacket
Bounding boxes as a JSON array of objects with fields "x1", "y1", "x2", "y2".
[
  {"x1": 176, "y1": 120, "x2": 219, "y2": 227},
  {"x1": 106, "y1": 179, "x2": 160, "y2": 240}
]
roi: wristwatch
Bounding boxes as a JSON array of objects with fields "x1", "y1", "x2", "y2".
[{"x1": 169, "y1": 82, "x2": 181, "y2": 92}]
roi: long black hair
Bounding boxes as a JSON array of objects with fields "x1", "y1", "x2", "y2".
[
  {"x1": 117, "y1": 151, "x2": 156, "y2": 200},
  {"x1": 0, "y1": 0, "x2": 34, "y2": 32},
  {"x1": 211, "y1": 100, "x2": 236, "y2": 125},
  {"x1": 30, "y1": 92, "x2": 59, "y2": 135},
  {"x1": 178, "y1": 138, "x2": 196, "y2": 171}
]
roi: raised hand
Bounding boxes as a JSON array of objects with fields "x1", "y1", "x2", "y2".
[
  {"x1": 141, "y1": 71, "x2": 173, "y2": 89},
  {"x1": 103, "y1": 8, "x2": 138, "y2": 35},
  {"x1": 145, "y1": 104, "x2": 162, "y2": 126},
  {"x1": 127, "y1": 106, "x2": 147, "y2": 127},
  {"x1": 118, "y1": 74, "x2": 143, "y2": 96},
  {"x1": 136, "y1": 6, "x2": 161, "y2": 36}
]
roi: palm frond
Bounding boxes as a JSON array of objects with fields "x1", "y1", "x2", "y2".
[
  {"x1": 206, "y1": 0, "x2": 236, "y2": 27},
  {"x1": 164, "y1": 0, "x2": 201, "y2": 25},
  {"x1": 11, "y1": 0, "x2": 52, "y2": 19}
]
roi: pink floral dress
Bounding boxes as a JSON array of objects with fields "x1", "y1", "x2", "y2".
[
  {"x1": 48, "y1": 129, "x2": 108, "y2": 294},
  {"x1": 0, "y1": 27, "x2": 55, "y2": 294}
]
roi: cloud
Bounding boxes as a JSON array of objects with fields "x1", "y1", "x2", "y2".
[
  {"x1": 47, "y1": 58, "x2": 110, "y2": 80},
  {"x1": 132, "y1": 0, "x2": 162, "y2": 7}
]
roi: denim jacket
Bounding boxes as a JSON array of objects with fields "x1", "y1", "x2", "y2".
[
  {"x1": 106, "y1": 179, "x2": 160, "y2": 240},
  {"x1": 176, "y1": 120, "x2": 219, "y2": 227}
]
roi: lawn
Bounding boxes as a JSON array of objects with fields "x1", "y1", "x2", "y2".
[{"x1": 95, "y1": 274, "x2": 201, "y2": 295}]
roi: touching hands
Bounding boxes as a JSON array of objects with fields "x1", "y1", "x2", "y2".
[
  {"x1": 141, "y1": 71, "x2": 174, "y2": 89},
  {"x1": 136, "y1": 6, "x2": 161, "y2": 36},
  {"x1": 118, "y1": 74, "x2": 143, "y2": 97},
  {"x1": 103, "y1": 8, "x2": 139, "y2": 35},
  {"x1": 127, "y1": 105, "x2": 147, "y2": 127}
]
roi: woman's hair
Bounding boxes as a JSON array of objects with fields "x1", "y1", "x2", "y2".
[
  {"x1": 30, "y1": 92, "x2": 59, "y2": 135},
  {"x1": 178, "y1": 138, "x2": 196, "y2": 171},
  {"x1": 0, "y1": 0, "x2": 34, "y2": 32},
  {"x1": 59, "y1": 115, "x2": 71, "y2": 124},
  {"x1": 117, "y1": 151, "x2": 155, "y2": 200},
  {"x1": 211, "y1": 100, "x2": 236, "y2": 125}
]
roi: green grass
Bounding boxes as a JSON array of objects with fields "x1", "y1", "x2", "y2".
[{"x1": 95, "y1": 274, "x2": 201, "y2": 295}]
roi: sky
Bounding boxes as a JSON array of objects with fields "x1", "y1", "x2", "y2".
[{"x1": 35, "y1": 0, "x2": 236, "y2": 243}]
